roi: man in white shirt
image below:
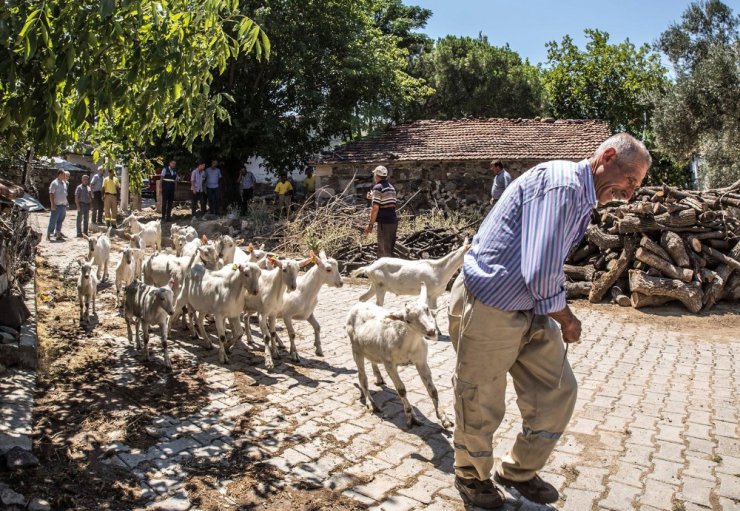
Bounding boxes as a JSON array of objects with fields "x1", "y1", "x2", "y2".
[
  {"x1": 190, "y1": 162, "x2": 207, "y2": 217},
  {"x1": 47, "y1": 170, "x2": 69, "y2": 241}
]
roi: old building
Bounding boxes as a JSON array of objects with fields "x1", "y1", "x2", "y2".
[{"x1": 312, "y1": 118, "x2": 611, "y2": 210}]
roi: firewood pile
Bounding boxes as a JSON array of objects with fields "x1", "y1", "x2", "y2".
[
  {"x1": 566, "y1": 180, "x2": 740, "y2": 312},
  {"x1": 335, "y1": 222, "x2": 476, "y2": 274}
]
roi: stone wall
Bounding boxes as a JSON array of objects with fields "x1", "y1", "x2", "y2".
[{"x1": 314, "y1": 158, "x2": 552, "y2": 210}]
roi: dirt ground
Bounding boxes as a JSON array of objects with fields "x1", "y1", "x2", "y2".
[{"x1": 6, "y1": 244, "x2": 364, "y2": 510}]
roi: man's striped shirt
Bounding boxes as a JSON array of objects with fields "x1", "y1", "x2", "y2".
[
  {"x1": 463, "y1": 159, "x2": 596, "y2": 315},
  {"x1": 372, "y1": 179, "x2": 398, "y2": 224}
]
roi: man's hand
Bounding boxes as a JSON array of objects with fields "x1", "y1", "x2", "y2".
[
  {"x1": 549, "y1": 305, "x2": 582, "y2": 343},
  {"x1": 364, "y1": 225, "x2": 373, "y2": 237}
]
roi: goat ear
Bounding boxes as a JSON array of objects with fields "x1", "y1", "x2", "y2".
[
  {"x1": 168, "y1": 278, "x2": 177, "y2": 288},
  {"x1": 201, "y1": 234, "x2": 208, "y2": 244},
  {"x1": 299, "y1": 257, "x2": 312, "y2": 268},
  {"x1": 247, "y1": 243, "x2": 254, "y2": 253},
  {"x1": 419, "y1": 282, "x2": 429, "y2": 305},
  {"x1": 386, "y1": 312, "x2": 403, "y2": 321},
  {"x1": 259, "y1": 243, "x2": 266, "y2": 250},
  {"x1": 268, "y1": 256, "x2": 280, "y2": 268},
  {"x1": 235, "y1": 238, "x2": 244, "y2": 245},
  {"x1": 319, "y1": 250, "x2": 327, "y2": 260}
]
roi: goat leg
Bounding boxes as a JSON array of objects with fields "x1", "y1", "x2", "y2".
[
  {"x1": 142, "y1": 323, "x2": 151, "y2": 360},
  {"x1": 417, "y1": 361, "x2": 452, "y2": 429},
  {"x1": 384, "y1": 362, "x2": 420, "y2": 428},
  {"x1": 284, "y1": 317, "x2": 300, "y2": 363},
  {"x1": 160, "y1": 320, "x2": 172, "y2": 370},
  {"x1": 307, "y1": 313, "x2": 323, "y2": 357},
  {"x1": 372, "y1": 364, "x2": 385, "y2": 386},
  {"x1": 352, "y1": 350, "x2": 378, "y2": 412},
  {"x1": 215, "y1": 316, "x2": 230, "y2": 364},
  {"x1": 196, "y1": 312, "x2": 213, "y2": 350},
  {"x1": 260, "y1": 314, "x2": 275, "y2": 370}
]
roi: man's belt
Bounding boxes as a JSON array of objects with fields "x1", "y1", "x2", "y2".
[
  {"x1": 105, "y1": 192, "x2": 116, "y2": 196},
  {"x1": 162, "y1": 179, "x2": 176, "y2": 183}
]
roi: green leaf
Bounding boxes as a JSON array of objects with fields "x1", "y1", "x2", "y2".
[
  {"x1": 100, "y1": 0, "x2": 115, "y2": 18},
  {"x1": 18, "y1": 9, "x2": 41, "y2": 39},
  {"x1": 174, "y1": 82, "x2": 182, "y2": 99}
]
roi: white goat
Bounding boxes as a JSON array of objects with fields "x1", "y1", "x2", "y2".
[
  {"x1": 171, "y1": 224, "x2": 198, "y2": 241},
  {"x1": 346, "y1": 283, "x2": 451, "y2": 429},
  {"x1": 243, "y1": 257, "x2": 300, "y2": 370},
  {"x1": 351, "y1": 238, "x2": 470, "y2": 310},
  {"x1": 122, "y1": 214, "x2": 161, "y2": 251},
  {"x1": 180, "y1": 236, "x2": 204, "y2": 258},
  {"x1": 87, "y1": 227, "x2": 112, "y2": 281},
  {"x1": 174, "y1": 254, "x2": 262, "y2": 364},
  {"x1": 277, "y1": 251, "x2": 343, "y2": 362},
  {"x1": 115, "y1": 247, "x2": 136, "y2": 307},
  {"x1": 123, "y1": 280, "x2": 176, "y2": 370},
  {"x1": 77, "y1": 260, "x2": 99, "y2": 323},
  {"x1": 129, "y1": 234, "x2": 145, "y2": 278},
  {"x1": 218, "y1": 236, "x2": 267, "y2": 265}
]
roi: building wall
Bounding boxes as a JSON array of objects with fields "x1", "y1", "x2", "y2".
[{"x1": 314, "y1": 158, "x2": 554, "y2": 209}]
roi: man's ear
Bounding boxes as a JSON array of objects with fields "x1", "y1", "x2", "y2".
[{"x1": 603, "y1": 147, "x2": 617, "y2": 162}]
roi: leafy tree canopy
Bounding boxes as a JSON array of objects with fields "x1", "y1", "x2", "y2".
[
  {"x1": 0, "y1": 0, "x2": 268, "y2": 176},
  {"x1": 406, "y1": 35, "x2": 543, "y2": 120},
  {"x1": 652, "y1": 0, "x2": 739, "y2": 187},
  {"x1": 542, "y1": 29, "x2": 666, "y2": 134},
  {"x1": 180, "y1": 0, "x2": 433, "y2": 174}
]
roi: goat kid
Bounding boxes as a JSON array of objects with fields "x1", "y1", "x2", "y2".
[
  {"x1": 115, "y1": 247, "x2": 136, "y2": 307},
  {"x1": 87, "y1": 227, "x2": 112, "y2": 281},
  {"x1": 122, "y1": 214, "x2": 161, "y2": 251},
  {"x1": 123, "y1": 280, "x2": 176, "y2": 370},
  {"x1": 77, "y1": 259, "x2": 99, "y2": 323},
  {"x1": 346, "y1": 283, "x2": 451, "y2": 429}
]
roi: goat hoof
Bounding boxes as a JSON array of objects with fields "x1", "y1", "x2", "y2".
[
  {"x1": 375, "y1": 378, "x2": 385, "y2": 386},
  {"x1": 441, "y1": 418, "x2": 453, "y2": 429},
  {"x1": 265, "y1": 361, "x2": 274, "y2": 370},
  {"x1": 315, "y1": 348, "x2": 323, "y2": 357}
]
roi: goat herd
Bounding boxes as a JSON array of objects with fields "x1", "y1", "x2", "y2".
[{"x1": 73, "y1": 213, "x2": 470, "y2": 428}]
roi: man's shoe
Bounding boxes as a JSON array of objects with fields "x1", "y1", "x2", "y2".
[
  {"x1": 76, "y1": 233, "x2": 83, "y2": 238},
  {"x1": 454, "y1": 476, "x2": 505, "y2": 509},
  {"x1": 46, "y1": 233, "x2": 52, "y2": 241},
  {"x1": 59, "y1": 232, "x2": 68, "y2": 239},
  {"x1": 494, "y1": 472, "x2": 558, "y2": 504}
]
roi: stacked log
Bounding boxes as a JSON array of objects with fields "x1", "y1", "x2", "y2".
[{"x1": 566, "y1": 180, "x2": 740, "y2": 312}]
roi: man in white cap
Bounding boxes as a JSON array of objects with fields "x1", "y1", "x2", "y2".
[{"x1": 364, "y1": 165, "x2": 398, "y2": 258}]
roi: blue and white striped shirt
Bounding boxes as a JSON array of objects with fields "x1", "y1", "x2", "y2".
[{"x1": 463, "y1": 159, "x2": 596, "y2": 315}]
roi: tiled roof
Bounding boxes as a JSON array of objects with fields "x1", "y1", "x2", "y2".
[{"x1": 317, "y1": 118, "x2": 612, "y2": 164}]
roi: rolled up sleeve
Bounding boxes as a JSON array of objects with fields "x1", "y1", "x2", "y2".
[{"x1": 520, "y1": 186, "x2": 580, "y2": 315}]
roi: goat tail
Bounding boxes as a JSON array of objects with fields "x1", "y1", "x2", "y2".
[{"x1": 350, "y1": 265, "x2": 369, "y2": 279}]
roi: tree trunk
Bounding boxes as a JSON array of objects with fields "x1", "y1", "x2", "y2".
[
  {"x1": 628, "y1": 270, "x2": 703, "y2": 313},
  {"x1": 566, "y1": 281, "x2": 592, "y2": 299},
  {"x1": 564, "y1": 264, "x2": 596, "y2": 282},
  {"x1": 630, "y1": 293, "x2": 676, "y2": 309},
  {"x1": 660, "y1": 231, "x2": 690, "y2": 267},
  {"x1": 635, "y1": 247, "x2": 693, "y2": 282},
  {"x1": 586, "y1": 225, "x2": 623, "y2": 250},
  {"x1": 589, "y1": 239, "x2": 636, "y2": 303}
]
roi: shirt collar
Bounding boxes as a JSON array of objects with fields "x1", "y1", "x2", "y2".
[{"x1": 579, "y1": 159, "x2": 597, "y2": 208}]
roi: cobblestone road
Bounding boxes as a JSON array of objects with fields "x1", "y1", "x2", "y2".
[{"x1": 5, "y1": 211, "x2": 739, "y2": 510}]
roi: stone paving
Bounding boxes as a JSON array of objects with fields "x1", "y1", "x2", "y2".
[{"x1": 2, "y1": 210, "x2": 739, "y2": 510}]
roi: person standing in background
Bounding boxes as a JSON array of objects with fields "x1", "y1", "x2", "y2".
[
  {"x1": 364, "y1": 165, "x2": 397, "y2": 258},
  {"x1": 304, "y1": 168, "x2": 316, "y2": 199},
  {"x1": 238, "y1": 163, "x2": 256, "y2": 215},
  {"x1": 90, "y1": 167, "x2": 104, "y2": 224},
  {"x1": 489, "y1": 160, "x2": 512, "y2": 207},
  {"x1": 75, "y1": 174, "x2": 92, "y2": 237},
  {"x1": 190, "y1": 161, "x2": 207, "y2": 217},
  {"x1": 205, "y1": 159, "x2": 222, "y2": 215},
  {"x1": 161, "y1": 160, "x2": 177, "y2": 221},
  {"x1": 102, "y1": 168, "x2": 120, "y2": 228},
  {"x1": 47, "y1": 169, "x2": 68, "y2": 241},
  {"x1": 274, "y1": 174, "x2": 293, "y2": 218}
]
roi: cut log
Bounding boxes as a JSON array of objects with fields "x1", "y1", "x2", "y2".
[
  {"x1": 589, "y1": 239, "x2": 636, "y2": 303},
  {"x1": 694, "y1": 243, "x2": 740, "y2": 272},
  {"x1": 722, "y1": 273, "x2": 740, "y2": 300},
  {"x1": 617, "y1": 209, "x2": 697, "y2": 234},
  {"x1": 639, "y1": 235, "x2": 672, "y2": 261},
  {"x1": 628, "y1": 270, "x2": 703, "y2": 313},
  {"x1": 630, "y1": 293, "x2": 676, "y2": 309},
  {"x1": 610, "y1": 283, "x2": 631, "y2": 307},
  {"x1": 635, "y1": 247, "x2": 693, "y2": 282},
  {"x1": 566, "y1": 281, "x2": 592, "y2": 299},
  {"x1": 660, "y1": 231, "x2": 690, "y2": 267},
  {"x1": 564, "y1": 264, "x2": 596, "y2": 282},
  {"x1": 587, "y1": 225, "x2": 623, "y2": 250},
  {"x1": 703, "y1": 241, "x2": 740, "y2": 310},
  {"x1": 569, "y1": 243, "x2": 599, "y2": 264}
]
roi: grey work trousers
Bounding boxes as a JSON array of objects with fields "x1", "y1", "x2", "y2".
[{"x1": 447, "y1": 273, "x2": 577, "y2": 482}]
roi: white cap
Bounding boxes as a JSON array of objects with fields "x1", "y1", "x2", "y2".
[{"x1": 373, "y1": 165, "x2": 388, "y2": 177}]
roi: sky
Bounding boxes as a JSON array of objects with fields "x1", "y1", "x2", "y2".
[{"x1": 405, "y1": 0, "x2": 740, "y2": 66}]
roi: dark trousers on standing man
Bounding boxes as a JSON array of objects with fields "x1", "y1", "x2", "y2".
[
  {"x1": 241, "y1": 188, "x2": 254, "y2": 215},
  {"x1": 191, "y1": 191, "x2": 206, "y2": 217},
  {"x1": 377, "y1": 222, "x2": 397, "y2": 258},
  {"x1": 162, "y1": 183, "x2": 175, "y2": 221},
  {"x1": 77, "y1": 203, "x2": 90, "y2": 236},
  {"x1": 207, "y1": 187, "x2": 220, "y2": 215},
  {"x1": 92, "y1": 191, "x2": 103, "y2": 223}
]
